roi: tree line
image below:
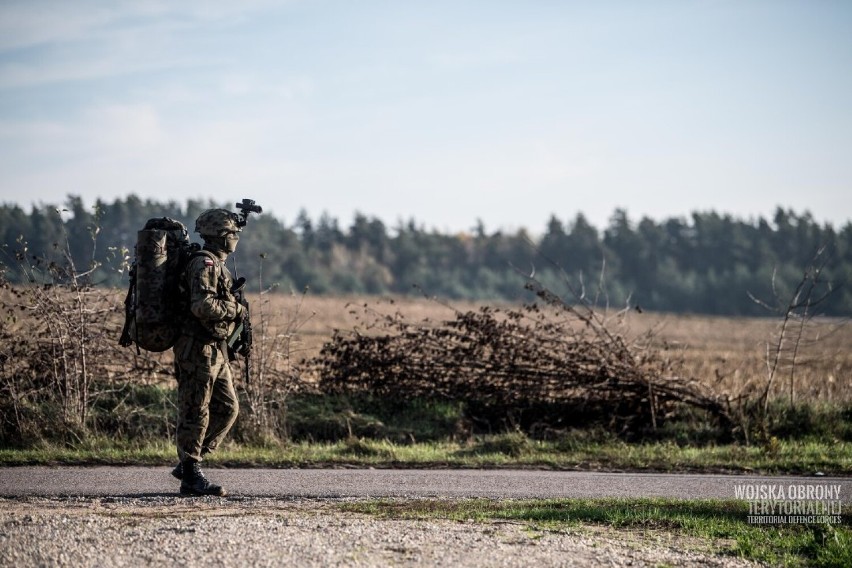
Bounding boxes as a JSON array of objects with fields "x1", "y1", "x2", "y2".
[{"x1": 1, "y1": 194, "x2": 850, "y2": 316}]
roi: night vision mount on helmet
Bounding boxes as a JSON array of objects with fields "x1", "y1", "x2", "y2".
[{"x1": 194, "y1": 199, "x2": 263, "y2": 238}]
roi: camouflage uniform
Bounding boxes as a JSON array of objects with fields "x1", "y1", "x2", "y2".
[
  {"x1": 174, "y1": 249, "x2": 242, "y2": 462},
  {"x1": 173, "y1": 208, "x2": 245, "y2": 495}
]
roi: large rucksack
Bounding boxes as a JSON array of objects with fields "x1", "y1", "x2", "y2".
[{"x1": 119, "y1": 217, "x2": 200, "y2": 352}]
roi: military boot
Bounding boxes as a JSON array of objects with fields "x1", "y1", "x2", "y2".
[
  {"x1": 172, "y1": 449, "x2": 208, "y2": 480},
  {"x1": 179, "y1": 461, "x2": 226, "y2": 497}
]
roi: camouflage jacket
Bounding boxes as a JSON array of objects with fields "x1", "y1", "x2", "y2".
[{"x1": 180, "y1": 249, "x2": 242, "y2": 341}]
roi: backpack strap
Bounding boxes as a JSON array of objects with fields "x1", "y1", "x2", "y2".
[
  {"x1": 118, "y1": 263, "x2": 139, "y2": 353},
  {"x1": 189, "y1": 249, "x2": 218, "y2": 263},
  {"x1": 184, "y1": 249, "x2": 230, "y2": 297}
]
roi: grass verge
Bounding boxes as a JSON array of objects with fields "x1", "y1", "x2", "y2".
[
  {"x1": 340, "y1": 498, "x2": 851, "y2": 567},
  {"x1": 1, "y1": 435, "x2": 850, "y2": 474}
]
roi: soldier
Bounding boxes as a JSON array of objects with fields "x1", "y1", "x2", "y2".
[{"x1": 171, "y1": 208, "x2": 246, "y2": 496}]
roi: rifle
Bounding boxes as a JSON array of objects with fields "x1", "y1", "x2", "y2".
[
  {"x1": 227, "y1": 276, "x2": 252, "y2": 385},
  {"x1": 227, "y1": 198, "x2": 262, "y2": 385}
]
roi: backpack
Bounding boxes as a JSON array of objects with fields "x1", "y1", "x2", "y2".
[{"x1": 119, "y1": 217, "x2": 200, "y2": 352}]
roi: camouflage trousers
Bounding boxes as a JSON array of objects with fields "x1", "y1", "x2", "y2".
[{"x1": 173, "y1": 334, "x2": 239, "y2": 463}]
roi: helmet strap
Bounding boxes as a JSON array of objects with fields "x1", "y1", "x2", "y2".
[{"x1": 203, "y1": 236, "x2": 231, "y2": 256}]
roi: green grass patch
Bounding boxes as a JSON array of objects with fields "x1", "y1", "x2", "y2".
[
  {"x1": 0, "y1": 438, "x2": 177, "y2": 465},
  {"x1": 7, "y1": 384, "x2": 851, "y2": 452},
  {"x1": 1, "y1": 435, "x2": 850, "y2": 474},
  {"x1": 281, "y1": 393, "x2": 464, "y2": 443},
  {"x1": 341, "y1": 497, "x2": 851, "y2": 567},
  {"x1": 2, "y1": 388, "x2": 850, "y2": 473}
]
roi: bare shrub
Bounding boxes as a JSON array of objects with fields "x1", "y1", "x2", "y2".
[
  {"x1": 740, "y1": 246, "x2": 846, "y2": 442},
  {"x1": 312, "y1": 280, "x2": 730, "y2": 437},
  {"x1": 0, "y1": 221, "x2": 126, "y2": 444},
  {"x1": 232, "y1": 255, "x2": 314, "y2": 443}
]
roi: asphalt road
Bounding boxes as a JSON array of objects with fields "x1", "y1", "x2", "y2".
[{"x1": 1, "y1": 467, "x2": 849, "y2": 502}]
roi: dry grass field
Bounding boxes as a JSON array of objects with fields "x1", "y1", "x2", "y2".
[
  {"x1": 254, "y1": 292, "x2": 852, "y2": 404},
  {"x1": 1, "y1": 285, "x2": 848, "y2": 406}
]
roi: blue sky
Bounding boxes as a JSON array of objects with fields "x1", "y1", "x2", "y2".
[{"x1": 1, "y1": 0, "x2": 850, "y2": 233}]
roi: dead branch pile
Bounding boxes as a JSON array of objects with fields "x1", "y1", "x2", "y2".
[{"x1": 315, "y1": 282, "x2": 730, "y2": 434}]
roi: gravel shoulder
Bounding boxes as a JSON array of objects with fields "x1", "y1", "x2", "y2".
[{"x1": 0, "y1": 496, "x2": 759, "y2": 567}]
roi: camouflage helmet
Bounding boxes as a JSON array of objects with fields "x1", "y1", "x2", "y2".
[{"x1": 195, "y1": 208, "x2": 241, "y2": 238}]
